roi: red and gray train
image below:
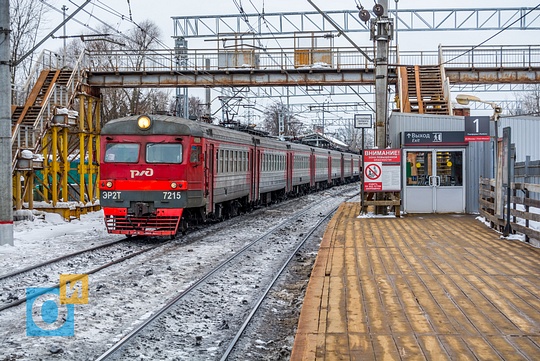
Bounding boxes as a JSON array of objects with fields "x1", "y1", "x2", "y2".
[{"x1": 99, "y1": 114, "x2": 360, "y2": 237}]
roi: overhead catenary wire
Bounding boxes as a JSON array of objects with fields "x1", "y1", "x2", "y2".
[
  {"x1": 234, "y1": 0, "x2": 366, "y2": 124},
  {"x1": 442, "y1": 3, "x2": 540, "y2": 65},
  {"x1": 40, "y1": 0, "x2": 367, "y2": 125}
]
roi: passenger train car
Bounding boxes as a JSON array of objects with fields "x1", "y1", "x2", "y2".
[{"x1": 99, "y1": 115, "x2": 360, "y2": 237}]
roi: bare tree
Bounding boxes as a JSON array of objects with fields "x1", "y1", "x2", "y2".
[
  {"x1": 512, "y1": 85, "x2": 540, "y2": 116},
  {"x1": 9, "y1": 0, "x2": 49, "y2": 84},
  {"x1": 188, "y1": 96, "x2": 209, "y2": 119},
  {"x1": 262, "y1": 102, "x2": 303, "y2": 136},
  {"x1": 74, "y1": 21, "x2": 171, "y2": 122},
  {"x1": 334, "y1": 122, "x2": 374, "y2": 152}
]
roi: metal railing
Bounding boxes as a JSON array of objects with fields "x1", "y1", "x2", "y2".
[
  {"x1": 12, "y1": 50, "x2": 64, "y2": 106},
  {"x1": 11, "y1": 50, "x2": 85, "y2": 170},
  {"x1": 83, "y1": 45, "x2": 540, "y2": 74},
  {"x1": 84, "y1": 47, "x2": 387, "y2": 73},
  {"x1": 440, "y1": 45, "x2": 540, "y2": 68}
]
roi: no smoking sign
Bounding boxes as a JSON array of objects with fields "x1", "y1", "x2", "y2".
[
  {"x1": 365, "y1": 163, "x2": 381, "y2": 180},
  {"x1": 364, "y1": 162, "x2": 383, "y2": 191}
]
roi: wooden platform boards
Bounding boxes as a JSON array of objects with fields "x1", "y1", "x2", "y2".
[{"x1": 291, "y1": 202, "x2": 540, "y2": 360}]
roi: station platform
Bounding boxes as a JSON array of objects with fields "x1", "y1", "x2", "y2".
[{"x1": 291, "y1": 202, "x2": 540, "y2": 360}]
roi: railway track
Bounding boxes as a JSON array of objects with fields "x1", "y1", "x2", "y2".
[
  {"x1": 0, "y1": 239, "x2": 168, "y2": 312},
  {"x1": 95, "y1": 191, "x2": 356, "y2": 360},
  {"x1": 0, "y1": 216, "x2": 249, "y2": 313},
  {"x1": 0, "y1": 185, "x2": 359, "y2": 360}
]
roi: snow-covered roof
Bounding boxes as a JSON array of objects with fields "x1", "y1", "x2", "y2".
[{"x1": 299, "y1": 131, "x2": 349, "y2": 149}]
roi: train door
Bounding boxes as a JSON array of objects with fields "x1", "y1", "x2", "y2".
[
  {"x1": 250, "y1": 148, "x2": 261, "y2": 203},
  {"x1": 205, "y1": 144, "x2": 215, "y2": 213},
  {"x1": 286, "y1": 152, "x2": 293, "y2": 193},
  {"x1": 327, "y1": 152, "x2": 332, "y2": 183},
  {"x1": 340, "y1": 154, "x2": 345, "y2": 182},
  {"x1": 310, "y1": 150, "x2": 315, "y2": 187}
]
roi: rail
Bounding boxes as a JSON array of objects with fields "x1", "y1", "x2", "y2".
[{"x1": 479, "y1": 177, "x2": 540, "y2": 243}]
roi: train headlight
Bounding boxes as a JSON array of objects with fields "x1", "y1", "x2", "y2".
[
  {"x1": 106, "y1": 181, "x2": 113, "y2": 188},
  {"x1": 170, "y1": 182, "x2": 177, "y2": 189},
  {"x1": 137, "y1": 115, "x2": 152, "y2": 130}
]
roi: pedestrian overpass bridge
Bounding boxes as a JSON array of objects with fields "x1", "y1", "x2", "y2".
[
  {"x1": 9, "y1": 44, "x2": 540, "y2": 217},
  {"x1": 85, "y1": 45, "x2": 540, "y2": 88}
]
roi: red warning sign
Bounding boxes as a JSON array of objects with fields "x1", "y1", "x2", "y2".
[{"x1": 363, "y1": 149, "x2": 401, "y2": 192}]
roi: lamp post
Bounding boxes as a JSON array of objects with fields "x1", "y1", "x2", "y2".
[{"x1": 456, "y1": 94, "x2": 508, "y2": 227}]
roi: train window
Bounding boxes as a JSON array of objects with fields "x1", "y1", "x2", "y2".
[
  {"x1": 234, "y1": 151, "x2": 238, "y2": 172},
  {"x1": 218, "y1": 149, "x2": 224, "y2": 173},
  {"x1": 104, "y1": 143, "x2": 140, "y2": 163},
  {"x1": 146, "y1": 143, "x2": 182, "y2": 164},
  {"x1": 190, "y1": 145, "x2": 202, "y2": 163}
]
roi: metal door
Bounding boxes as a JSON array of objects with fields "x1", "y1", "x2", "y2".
[
  {"x1": 205, "y1": 144, "x2": 215, "y2": 213},
  {"x1": 404, "y1": 149, "x2": 465, "y2": 213}
]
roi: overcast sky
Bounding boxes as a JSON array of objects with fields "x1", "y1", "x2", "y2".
[
  {"x1": 32, "y1": 0, "x2": 540, "y2": 120},
  {"x1": 40, "y1": 0, "x2": 540, "y2": 49}
]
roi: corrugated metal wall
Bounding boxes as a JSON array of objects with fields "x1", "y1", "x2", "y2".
[
  {"x1": 498, "y1": 116, "x2": 540, "y2": 162},
  {"x1": 388, "y1": 112, "x2": 538, "y2": 213},
  {"x1": 388, "y1": 112, "x2": 492, "y2": 213},
  {"x1": 388, "y1": 113, "x2": 465, "y2": 148}
]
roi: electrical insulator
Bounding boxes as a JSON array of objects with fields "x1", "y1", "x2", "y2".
[
  {"x1": 359, "y1": 9, "x2": 371, "y2": 22},
  {"x1": 373, "y1": 4, "x2": 384, "y2": 17}
]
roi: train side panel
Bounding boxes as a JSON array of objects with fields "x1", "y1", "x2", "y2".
[{"x1": 99, "y1": 114, "x2": 361, "y2": 237}]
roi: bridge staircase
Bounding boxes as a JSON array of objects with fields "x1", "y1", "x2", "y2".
[
  {"x1": 10, "y1": 50, "x2": 101, "y2": 219},
  {"x1": 11, "y1": 68, "x2": 72, "y2": 166},
  {"x1": 398, "y1": 64, "x2": 452, "y2": 115}
]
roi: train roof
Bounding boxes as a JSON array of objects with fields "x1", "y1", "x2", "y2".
[
  {"x1": 101, "y1": 115, "x2": 205, "y2": 137},
  {"x1": 101, "y1": 114, "x2": 359, "y2": 155}
]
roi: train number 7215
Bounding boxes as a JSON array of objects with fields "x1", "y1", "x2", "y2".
[{"x1": 163, "y1": 191, "x2": 182, "y2": 200}]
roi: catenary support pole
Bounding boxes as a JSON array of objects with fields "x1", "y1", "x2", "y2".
[
  {"x1": 0, "y1": 0, "x2": 14, "y2": 245},
  {"x1": 375, "y1": 0, "x2": 389, "y2": 150},
  {"x1": 374, "y1": 0, "x2": 391, "y2": 214}
]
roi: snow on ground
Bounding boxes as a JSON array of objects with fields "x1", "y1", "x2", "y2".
[
  {"x1": 0, "y1": 195, "x2": 538, "y2": 360},
  {"x1": 0, "y1": 210, "x2": 121, "y2": 274},
  {"x1": 3, "y1": 202, "x2": 538, "y2": 274}
]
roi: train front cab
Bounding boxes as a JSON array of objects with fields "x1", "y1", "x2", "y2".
[{"x1": 99, "y1": 115, "x2": 205, "y2": 237}]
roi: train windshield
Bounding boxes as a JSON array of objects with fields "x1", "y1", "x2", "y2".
[
  {"x1": 104, "y1": 143, "x2": 140, "y2": 163},
  {"x1": 146, "y1": 143, "x2": 183, "y2": 164}
]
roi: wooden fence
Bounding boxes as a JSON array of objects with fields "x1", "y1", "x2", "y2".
[{"x1": 479, "y1": 177, "x2": 540, "y2": 243}]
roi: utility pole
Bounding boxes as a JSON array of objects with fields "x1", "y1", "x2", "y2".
[
  {"x1": 373, "y1": 0, "x2": 392, "y2": 149},
  {"x1": 62, "y1": 5, "x2": 68, "y2": 66},
  {"x1": 0, "y1": 0, "x2": 13, "y2": 245},
  {"x1": 372, "y1": 0, "x2": 393, "y2": 214},
  {"x1": 175, "y1": 37, "x2": 189, "y2": 118}
]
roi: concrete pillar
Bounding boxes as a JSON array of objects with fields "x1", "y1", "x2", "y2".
[{"x1": 0, "y1": 0, "x2": 14, "y2": 245}]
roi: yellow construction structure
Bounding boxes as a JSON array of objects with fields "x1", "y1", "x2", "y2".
[{"x1": 11, "y1": 51, "x2": 101, "y2": 220}]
